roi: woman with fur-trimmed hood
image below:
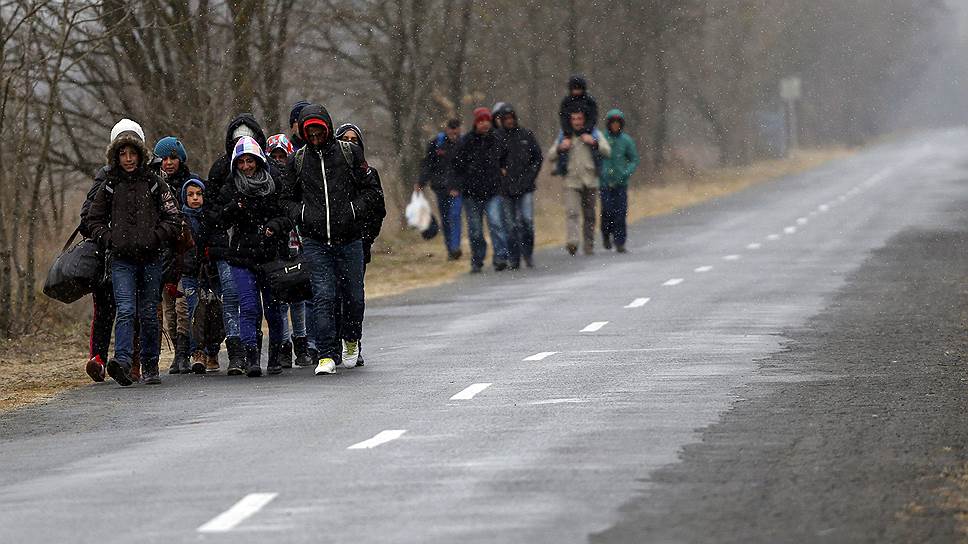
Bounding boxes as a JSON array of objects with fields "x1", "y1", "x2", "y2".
[{"x1": 83, "y1": 119, "x2": 182, "y2": 387}]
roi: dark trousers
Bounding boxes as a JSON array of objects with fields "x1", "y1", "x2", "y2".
[
  {"x1": 502, "y1": 192, "x2": 535, "y2": 267},
  {"x1": 433, "y1": 188, "x2": 463, "y2": 254},
  {"x1": 303, "y1": 238, "x2": 365, "y2": 360},
  {"x1": 112, "y1": 258, "x2": 163, "y2": 367},
  {"x1": 89, "y1": 282, "x2": 115, "y2": 363},
  {"x1": 600, "y1": 186, "x2": 629, "y2": 246}
]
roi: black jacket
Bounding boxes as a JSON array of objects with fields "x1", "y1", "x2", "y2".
[
  {"x1": 419, "y1": 133, "x2": 460, "y2": 192},
  {"x1": 496, "y1": 126, "x2": 543, "y2": 196},
  {"x1": 280, "y1": 104, "x2": 384, "y2": 246},
  {"x1": 559, "y1": 92, "x2": 598, "y2": 135},
  {"x1": 453, "y1": 130, "x2": 506, "y2": 200},
  {"x1": 79, "y1": 165, "x2": 110, "y2": 239},
  {"x1": 207, "y1": 173, "x2": 291, "y2": 269},
  {"x1": 152, "y1": 162, "x2": 200, "y2": 206}
]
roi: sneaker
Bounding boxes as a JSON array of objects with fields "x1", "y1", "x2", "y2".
[
  {"x1": 342, "y1": 340, "x2": 360, "y2": 369},
  {"x1": 85, "y1": 356, "x2": 106, "y2": 383},
  {"x1": 314, "y1": 358, "x2": 337, "y2": 375},
  {"x1": 190, "y1": 352, "x2": 207, "y2": 374},
  {"x1": 106, "y1": 359, "x2": 133, "y2": 387}
]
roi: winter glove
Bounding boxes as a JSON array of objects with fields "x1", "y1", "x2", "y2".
[
  {"x1": 98, "y1": 230, "x2": 112, "y2": 250},
  {"x1": 164, "y1": 283, "x2": 182, "y2": 299}
]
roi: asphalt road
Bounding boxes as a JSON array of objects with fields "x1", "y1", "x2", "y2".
[{"x1": 1, "y1": 130, "x2": 966, "y2": 543}]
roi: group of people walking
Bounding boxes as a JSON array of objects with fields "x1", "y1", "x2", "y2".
[
  {"x1": 417, "y1": 76, "x2": 641, "y2": 274},
  {"x1": 75, "y1": 75, "x2": 639, "y2": 387},
  {"x1": 80, "y1": 101, "x2": 385, "y2": 386}
]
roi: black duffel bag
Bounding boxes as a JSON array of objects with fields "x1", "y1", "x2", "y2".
[
  {"x1": 259, "y1": 256, "x2": 312, "y2": 304},
  {"x1": 43, "y1": 227, "x2": 105, "y2": 304}
]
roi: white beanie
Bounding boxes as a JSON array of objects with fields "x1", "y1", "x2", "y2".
[
  {"x1": 231, "y1": 124, "x2": 256, "y2": 141},
  {"x1": 110, "y1": 118, "x2": 145, "y2": 143}
]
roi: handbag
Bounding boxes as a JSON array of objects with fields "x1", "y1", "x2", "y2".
[
  {"x1": 259, "y1": 255, "x2": 312, "y2": 304},
  {"x1": 43, "y1": 226, "x2": 106, "y2": 304}
]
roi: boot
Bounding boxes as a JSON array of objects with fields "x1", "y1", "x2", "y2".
[
  {"x1": 130, "y1": 355, "x2": 141, "y2": 382},
  {"x1": 267, "y1": 342, "x2": 283, "y2": 375},
  {"x1": 245, "y1": 345, "x2": 262, "y2": 378},
  {"x1": 308, "y1": 346, "x2": 319, "y2": 366},
  {"x1": 142, "y1": 359, "x2": 161, "y2": 385},
  {"x1": 226, "y1": 337, "x2": 245, "y2": 376},
  {"x1": 293, "y1": 336, "x2": 312, "y2": 367},
  {"x1": 279, "y1": 340, "x2": 293, "y2": 369},
  {"x1": 190, "y1": 351, "x2": 207, "y2": 374},
  {"x1": 175, "y1": 333, "x2": 192, "y2": 374},
  {"x1": 205, "y1": 352, "x2": 220, "y2": 373}
]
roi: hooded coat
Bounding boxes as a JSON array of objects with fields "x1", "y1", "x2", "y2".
[
  {"x1": 335, "y1": 123, "x2": 387, "y2": 260},
  {"x1": 453, "y1": 128, "x2": 506, "y2": 200},
  {"x1": 559, "y1": 76, "x2": 599, "y2": 135},
  {"x1": 600, "y1": 109, "x2": 641, "y2": 188},
  {"x1": 280, "y1": 104, "x2": 384, "y2": 246},
  {"x1": 495, "y1": 121, "x2": 543, "y2": 197},
  {"x1": 82, "y1": 129, "x2": 182, "y2": 264},
  {"x1": 207, "y1": 138, "x2": 291, "y2": 269}
]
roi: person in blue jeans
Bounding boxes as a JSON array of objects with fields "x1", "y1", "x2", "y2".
[
  {"x1": 209, "y1": 136, "x2": 292, "y2": 377},
  {"x1": 280, "y1": 103, "x2": 384, "y2": 375},
  {"x1": 494, "y1": 104, "x2": 543, "y2": 269},
  {"x1": 82, "y1": 118, "x2": 182, "y2": 386},
  {"x1": 453, "y1": 107, "x2": 509, "y2": 273},
  {"x1": 417, "y1": 118, "x2": 463, "y2": 260}
]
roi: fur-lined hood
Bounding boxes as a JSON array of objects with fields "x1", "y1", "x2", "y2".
[{"x1": 105, "y1": 133, "x2": 151, "y2": 170}]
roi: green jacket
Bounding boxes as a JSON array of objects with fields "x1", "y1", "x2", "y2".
[{"x1": 599, "y1": 109, "x2": 640, "y2": 188}]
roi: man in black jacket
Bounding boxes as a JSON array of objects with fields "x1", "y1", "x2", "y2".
[
  {"x1": 495, "y1": 104, "x2": 543, "y2": 269},
  {"x1": 280, "y1": 104, "x2": 384, "y2": 375},
  {"x1": 417, "y1": 118, "x2": 463, "y2": 260},
  {"x1": 453, "y1": 107, "x2": 510, "y2": 274}
]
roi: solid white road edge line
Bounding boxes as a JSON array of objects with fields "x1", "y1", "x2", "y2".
[
  {"x1": 523, "y1": 351, "x2": 558, "y2": 361},
  {"x1": 197, "y1": 493, "x2": 279, "y2": 533},
  {"x1": 663, "y1": 278, "x2": 684, "y2": 286},
  {"x1": 450, "y1": 383, "x2": 492, "y2": 400},
  {"x1": 624, "y1": 297, "x2": 651, "y2": 308},
  {"x1": 581, "y1": 321, "x2": 609, "y2": 332},
  {"x1": 348, "y1": 430, "x2": 407, "y2": 450}
]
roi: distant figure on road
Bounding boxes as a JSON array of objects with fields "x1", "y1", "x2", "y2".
[
  {"x1": 495, "y1": 103, "x2": 543, "y2": 269},
  {"x1": 554, "y1": 75, "x2": 599, "y2": 177},
  {"x1": 418, "y1": 118, "x2": 464, "y2": 261},
  {"x1": 548, "y1": 110, "x2": 611, "y2": 255},
  {"x1": 599, "y1": 109, "x2": 640, "y2": 253},
  {"x1": 453, "y1": 107, "x2": 510, "y2": 273}
]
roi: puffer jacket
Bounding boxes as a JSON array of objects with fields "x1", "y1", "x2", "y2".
[
  {"x1": 279, "y1": 104, "x2": 384, "y2": 246},
  {"x1": 496, "y1": 126, "x2": 543, "y2": 197},
  {"x1": 453, "y1": 129, "x2": 506, "y2": 200},
  {"x1": 82, "y1": 134, "x2": 182, "y2": 264},
  {"x1": 600, "y1": 110, "x2": 641, "y2": 188}
]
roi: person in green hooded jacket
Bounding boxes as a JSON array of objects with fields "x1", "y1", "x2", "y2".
[{"x1": 599, "y1": 109, "x2": 640, "y2": 252}]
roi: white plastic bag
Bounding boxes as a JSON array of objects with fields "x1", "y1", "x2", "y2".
[{"x1": 405, "y1": 190, "x2": 433, "y2": 232}]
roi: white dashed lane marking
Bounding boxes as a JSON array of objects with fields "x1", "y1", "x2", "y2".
[
  {"x1": 530, "y1": 398, "x2": 588, "y2": 406},
  {"x1": 624, "y1": 298, "x2": 651, "y2": 308},
  {"x1": 747, "y1": 243, "x2": 762, "y2": 250},
  {"x1": 663, "y1": 278, "x2": 684, "y2": 286},
  {"x1": 197, "y1": 493, "x2": 278, "y2": 533},
  {"x1": 767, "y1": 234, "x2": 781, "y2": 240},
  {"x1": 347, "y1": 430, "x2": 407, "y2": 450},
  {"x1": 784, "y1": 226, "x2": 797, "y2": 234},
  {"x1": 819, "y1": 204, "x2": 830, "y2": 212},
  {"x1": 694, "y1": 266, "x2": 713, "y2": 273},
  {"x1": 450, "y1": 383, "x2": 492, "y2": 400},
  {"x1": 523, "y1": 351, "x2": 558, "y2": 361},
  {"x1": 796, "y1": 217, "x2": 808, "y2": 225},
  {"x1": 580, "y1": 321, "x2": 609, "y2": 333},
  {"x1": 722, "y1": 255, "x2": 741, "y2": 261}
]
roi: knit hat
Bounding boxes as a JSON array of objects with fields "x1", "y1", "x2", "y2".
[
  {"x1": 265, "y1": 133, "x2": 294, "y2": 156},
  {"x1": 473, "y1": 107, "x2": 492, "y2": 124},
  {"x1": 153, "y1": 136, "x2": 187, "y2": 163},
  {"x1": 335, "y1": 123, "x2": 365, "y2": 153},
  {"x1": 231, "y1": 124, "x2": 256, "y2": 142},
  {"x1": 231, "y1": 135, "x2": 267, "y2": 169},
  {"x1": 110, "y1": 118, "x2": 145, "y2": 143},
  {"x1": 289, "y1": 100, "x2": 311, "y2": 127},
  {"x1": 568, "y1": 75, "x2": 588, "y2": 91},
  {"x1": 180, "y1": 178, "x2": 205, "y2": 204}
]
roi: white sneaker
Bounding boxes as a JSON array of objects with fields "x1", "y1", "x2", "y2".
[
  {"x1": 314, "y1": 358, "x2": 336, "y2": 375},
  {"x1": 341, "y1": 340, "x2": 360, "y2": 369}
]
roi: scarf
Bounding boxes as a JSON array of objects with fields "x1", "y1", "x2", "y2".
[{"x1": 233, "y1": 167, "x2": 275, "y2": 198}]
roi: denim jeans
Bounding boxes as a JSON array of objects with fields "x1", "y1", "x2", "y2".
[
  {"x1": 600, "y1": 186, "x2": 629, "y2": 246},
  {"x1": 182, "y1": 276, "x2": 200, "y2": 353},
  {"x1": 502, "y1": 192, "x2": 535, "y2": 267},
  {"x1": 433, "y1": 187, "x2": 462, "y2": 254},
  {"x1": 112, "y1": 257, "x2": 163, "y2": 367},
  {"x1": 230, "y1": 265, "x2": 286, "y2": 349},
  {"x1": 463, "y1": 195, "x2": 508, "y2": 269},
  {"x1": 216, "y1": 260, "x2": 240, "y2": 338},
  {"x1": 303, "y1": 238, "x2": 365, "y2": 360},
  {"x1": 284, "y1": 301, "x2": 308, "y2": 339}
]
